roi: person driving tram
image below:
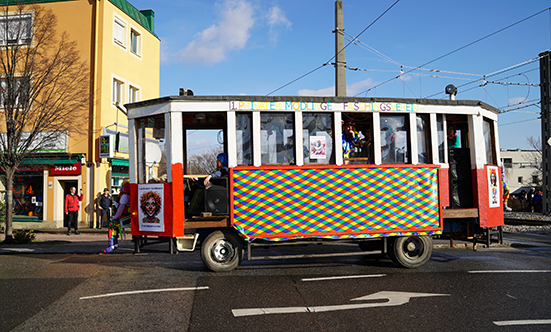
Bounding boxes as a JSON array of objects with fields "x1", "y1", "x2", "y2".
[{"x1": 187, "y1": 153, "x2": 229, "y2": 216}]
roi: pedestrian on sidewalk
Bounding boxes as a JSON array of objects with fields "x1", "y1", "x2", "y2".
[
  {"x1": 98, "y1": 188, "x2": 112, "y2": 229},
  {"x1": 65, "y1": 187, "x2": 83, "y2": 235},
  {"x1": 104, "y1": 182, "x2": 130, "y2": 253}
]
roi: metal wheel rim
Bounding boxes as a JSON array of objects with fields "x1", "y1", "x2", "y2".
[
  {"x1": 401, "y1": 237, "x2": 424, "y2": 260},
  {"x1": 211, "y1": 239, "x2": 235, "y2": 263}
]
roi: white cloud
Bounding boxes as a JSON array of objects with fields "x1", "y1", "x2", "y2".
[
  {"x1": 508, "y1": 97, "x2": 528, "y2": 105},
  {"x1": 297, "y1": 78, "x2": 374, "y2": 97},
  {"x1": 267, "y1": 6, "x2": 291, "y2": 42},
  {"x1": 176, "y1": 0, "x2": 255, "y2": 65}
]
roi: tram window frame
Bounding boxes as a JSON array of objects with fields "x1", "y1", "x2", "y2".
[
  {"x1": 483, "y1": 117, "x2": 497, "y2": 165},
  {"x1": 437, "y1": 114, "x2": 445, "y2": 163},
  {"x1": 342, "y1": 113, "x2": 373, "y2": 165},
  {"x1": 236, "y1": 112, "x2": 253, "y2": 166},
  {"x1": 380, "y1": 114, "x2": 410, "y2": 164},
  {"x1": 416, "y1": 114, "x2": 432, "y2": 164},
  {"x1": 303, "y1": 112, "x2": 335, "y2": 165},
  {"x1": 260, "y1": 112, "x2": 295, "y2": 165}
]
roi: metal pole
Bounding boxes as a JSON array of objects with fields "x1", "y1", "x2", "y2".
[
  {"x1": 539, "y1": 51, "x2": 550, "y2": 214},
  {"x1": 335, "y1": 0, "x2": 347, "y2": 97}
]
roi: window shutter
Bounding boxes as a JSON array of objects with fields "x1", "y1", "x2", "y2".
[{"x1": 113, "y1": 20, "x2": 124, "y2": 45}]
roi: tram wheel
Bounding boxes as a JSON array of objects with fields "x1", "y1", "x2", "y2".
[
  {"x1": 388, "y1": 235, "x2": 432, "y2": 268},
  {"x1": 201, "y1": 230, "x2": 244, "y2": 272}
]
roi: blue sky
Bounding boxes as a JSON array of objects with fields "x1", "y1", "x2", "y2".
[{"x1": 129, "y1": 0, "x2": 550, "y2": 151}]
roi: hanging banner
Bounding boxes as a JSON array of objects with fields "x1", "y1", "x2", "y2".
[{"x1": 137, "y1": 183, "x2": 165, "y2": 232}]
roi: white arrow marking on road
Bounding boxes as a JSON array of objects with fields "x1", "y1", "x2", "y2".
[{"x1": 232, "y1": 291, "x2": 450, "y2": 317}]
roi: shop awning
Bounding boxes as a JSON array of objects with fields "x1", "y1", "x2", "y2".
[
  {"x1": 21, "y1": 156, "x2": 81, "y2": 165},
  {"x1": 110, "y1": 158, "x2": 129, "y2": 166}
]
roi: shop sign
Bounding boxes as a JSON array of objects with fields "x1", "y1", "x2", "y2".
[
  {"x1": 50, "y1": 163, "x2": 81, "y2": 175},
  {"x1": 99, "y1": 135, "x2": 114, "y2": 158}
]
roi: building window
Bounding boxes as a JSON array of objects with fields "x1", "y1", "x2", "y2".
[
  {"x1": 112, "y1": 79, "x2": 123, "y2": 105},
  {"x1": 113, "y1": 18, "x2": 125, "y2": 46},
  {"x1": 130, "y1": 29, "x2": 140, "y2": 55},
  {"x1": 532, "y1": 175, "x2": 539, "y2": 184},
  {"x1": 128, "y1": 86, "x2": 139, "y2": 103},
  {"x1": 503, "y1": 158, "x2": 513, "y2": 168},
  {"x1": 0, "y1": 14, "x2": 32, "y2": 46},
  {"x1": 0, "y1": 77, "x2": 30, "y2": 107},
  {"x1": 518, "y1": 176, "x2": 523, "y2": 184}
]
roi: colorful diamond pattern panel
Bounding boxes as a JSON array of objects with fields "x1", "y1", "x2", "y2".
[{"x1": 232, "y1": 167, "x2": 441, "y2": 240}]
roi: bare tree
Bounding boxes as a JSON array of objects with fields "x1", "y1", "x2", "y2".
[
  {"x1": 0, "y1": 2, "x2": 90, "y2": 242},
  {"x1": 187, "y1": 147, "x2": 224, "y2": 175},
  {"x1": 523, "y1": 136, "x2": 542, "y2": 187}
]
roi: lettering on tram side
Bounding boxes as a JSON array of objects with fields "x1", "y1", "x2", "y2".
[{"x1": 230, "y1": 101, "x2": 419, "y2": 112}]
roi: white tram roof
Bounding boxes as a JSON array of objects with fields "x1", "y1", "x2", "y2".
[{"x1": 125, "y1": 95, "x2": 500, "y2": 121}]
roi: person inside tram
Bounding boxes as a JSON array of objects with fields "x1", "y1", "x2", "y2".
[
  {"x1": 448, "y1": 125, "x2": 460, "y2": 149},
  {"x1": 187, "y1": 153, "x2": 229, "y2": 216},
  {"x1": 342, "y1": 119, "x2": 371, "y2": 164}
]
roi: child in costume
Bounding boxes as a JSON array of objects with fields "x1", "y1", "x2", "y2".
[{"x1": 104, "y1": 181, "x2": 130, "y2": 253}]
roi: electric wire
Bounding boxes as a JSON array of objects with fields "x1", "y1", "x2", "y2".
[
  {"x1": 498, "y1": 117, "x2": 541, "y2": 126},
  {"x1": 266, "y1": 0, "x2": 401, "y2": 96},
  {"x1": 354, "y1": 7, "x2": 551, "y2": 97}
]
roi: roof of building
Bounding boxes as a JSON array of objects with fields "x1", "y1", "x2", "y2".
[
  {"x1": 2, "y1": 0, "x2": 157, "y2": 37},
  {"x1": 108, "y1": 0, "x2": 157, "y2": 37}
]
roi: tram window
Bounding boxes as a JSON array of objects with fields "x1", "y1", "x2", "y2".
[
  {"x1": 342, "y1": 113, "x2": 373, "y2": 165},
  {"x1": 303, "y1": 113, "x2": 334, "y2": 164},
  {"x1": 416, "y1": 114, "x2": 431, "y2": 164},
  {"x1": 437, "y1": 114, "x2": 445, "y2": 163},
  {"x1": 380, "y1": 114, "x2": 409, "y2": 164},
  {"x1": 261, "y1": 113, "x2": 295, "y2": 165},
  {"x1": 483, "y1": 118, "x2": 496, "y2": 165},
  {"x1": 137, "y1": 115, "x2": 166, "y2": 183},
  {"x1": 236, "y1": 113, "x2": 252, "y2": 166}
]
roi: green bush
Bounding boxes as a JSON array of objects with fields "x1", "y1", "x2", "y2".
[
  {"x1": 13, "y1": 230, "x2": 36, "y2": 244},
  {"x1": 0, "y1": 200, "x2": 5, "y2": 222}
]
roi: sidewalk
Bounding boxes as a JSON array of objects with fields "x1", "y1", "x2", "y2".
[{"x1": 1, "y1": 228, "x2": 549, "y2": 255}]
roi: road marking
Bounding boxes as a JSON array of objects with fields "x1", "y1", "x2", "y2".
[
  {"x1": 232, "y1": 291, "x2": 449, "y2": 317},
  {"x1": 494, "y1": 319, "x2": 551, "y2": 326},
  {"x1": 301, "y1": 274, "x2": 386, "y2": 282},
  {"x1": 469, "y1": 270, "x2": 551, "y2": 274},
  {"x1": 80, "y1": 286, "x2": 209, "y2": 300}
]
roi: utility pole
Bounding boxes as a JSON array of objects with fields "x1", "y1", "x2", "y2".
[
  {"x1": 335, "y1": 0, "x2": 347, "y2": 97},
  {"x1": 540, "y1": 51, "x2": 550, "y2": 214}
]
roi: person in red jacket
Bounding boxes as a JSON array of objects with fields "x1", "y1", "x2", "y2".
[{"x1": 65, "y1": 187, "x2": 83, "y2": 235}]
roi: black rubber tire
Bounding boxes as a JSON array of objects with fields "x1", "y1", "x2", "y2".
[
  {"x1": 388, "y1": 235, "x2": 432, "y2": 268},
  {"x1": 201, "y1": 230, "x2": 244, "y2": 272}
]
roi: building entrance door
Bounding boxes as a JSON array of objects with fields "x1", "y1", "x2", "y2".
[{"x1": 61, "y1": 181, "x2": 78, "y2": 227}]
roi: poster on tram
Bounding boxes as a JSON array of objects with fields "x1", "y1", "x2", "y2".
[
  {"x1": 487, "y1": 166, "x2": 500, "y2": 208},
  {"x1": 137, "y1": 184, "x2": 165, "y2": 232}
]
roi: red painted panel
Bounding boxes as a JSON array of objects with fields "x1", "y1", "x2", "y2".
[
  {"x1": 131, "y1": 182, "x2": 181, "y2": 237},
  {"x1": 439, "y1": 168, "x2": 449, "y2": 207},
  {"x1": 171, "y1": 163, "x2": 185, "y2": 237},
  {"x1": 477, "y1": 166, "x2": 504, "y2": 228}
]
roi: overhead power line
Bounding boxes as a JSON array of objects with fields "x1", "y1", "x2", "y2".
[{"x1": 355, "y1": 7, "x2": 551, "y2": 97}]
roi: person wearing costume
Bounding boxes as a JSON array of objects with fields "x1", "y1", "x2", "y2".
[
  {"x1": 104, "y1": 181, "x2": 130, "y2": 253},
  {"x1": 342, "y1": 119, "x2": 365, "y2": 162}
]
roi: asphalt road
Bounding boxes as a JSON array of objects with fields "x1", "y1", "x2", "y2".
[{"x1": 1, "y1": 241, "x2": 550, "y2": 332}]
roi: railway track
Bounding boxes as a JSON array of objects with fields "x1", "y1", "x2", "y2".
[{"x1": 504, "y1": 218, "x2": 551, "y2": 226}]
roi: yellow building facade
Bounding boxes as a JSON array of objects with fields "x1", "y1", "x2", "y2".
[{"x1": 3, "y1": 0, "x2": 160, "y2": 230}]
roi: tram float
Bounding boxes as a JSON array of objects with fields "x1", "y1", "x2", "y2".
[{"x1": 125, "y1": 96, "x2": 504, "y2": 272}]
